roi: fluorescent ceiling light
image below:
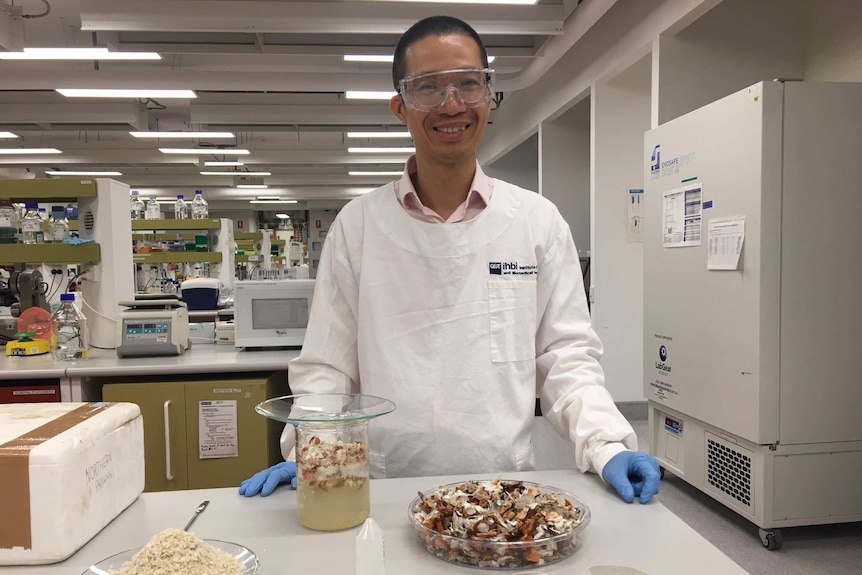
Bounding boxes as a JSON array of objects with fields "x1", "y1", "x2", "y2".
[
  {"x1": 346, "y1": 131, "x2": 411, "y2": 139},
  {"x1": 161, "y1": 148, "x2": 249, "y2": 154},
  {"x1": 45, "y1": 170, "x2": 122, "y2": 176},
  {"x1": 276, "y1": 213, "x2": 291, "y2": 219},
  {"x1": 237, "y1": 184, "x2": 269, "y2": 189},
  {"x1": 249, "y1": 200, "x2": 298, "y2": 204},
  {"x1": 57, "y1": 89, "x2": 197, "y2": 99},
  {"x1": 348, "y1": 147, "x2": 415, "y2": 154},
  {"x1": 204, "y1": 161, "x2": 244, "y2": 167},
  {"x1": 344, "y1": 54, "x2": 494, "y2": 63},
  {"x1": 200, "y1": 170, "x2": 270, "y2": 176},
  {"x1": 349, "y1": 171, "x2": 403, "y2": 176},
  {"x1": 344, "y1": 55, "x2": 393, "y2": 63},
  {"x1": 345, "y1": 91, "x2": 397, "y2": 100},
  {"x1": 0, "y1": 48, "x2": 161, "y2": 60},
  {"x1": 0, "y1": 132, "x2": 18, "y2": 138},
  {"x1": 130, "y1": 131, "x2": 235, "y2": 139},
  {"x1": 0, "y1": 148, "x2": 61, "y2": 154}
]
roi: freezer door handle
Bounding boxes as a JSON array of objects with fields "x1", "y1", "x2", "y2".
[{"x1": 164, "y1": 400, "x2": 174, "y2": 481}]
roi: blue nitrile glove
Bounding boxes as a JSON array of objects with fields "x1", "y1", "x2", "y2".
[
  {"x1": 239, "y1": 462, "x2": 297, "y2": 497},
  {"x1": 601, "y1": 451, "x2": 661, "y2": 504}
]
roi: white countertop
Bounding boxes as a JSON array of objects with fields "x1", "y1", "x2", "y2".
[
  {"x1": 0, "y1": 345, "x2": 299, "y2": 380},
  {"x1": 5, "y1": 470, "x2": 748, "y2": 575}
]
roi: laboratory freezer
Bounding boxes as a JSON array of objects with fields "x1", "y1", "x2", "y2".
[{"x1": 643, "y1": 81, "x2": 862, "y2": 548}]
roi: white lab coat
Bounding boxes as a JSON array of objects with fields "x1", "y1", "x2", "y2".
[{"x1": 283, "y1": 174, "x2": 637, "y2": 478}]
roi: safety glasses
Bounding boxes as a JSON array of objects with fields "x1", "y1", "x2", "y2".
[{"x1": 398, "y1": 67, "x2": 495, "y2": 112}]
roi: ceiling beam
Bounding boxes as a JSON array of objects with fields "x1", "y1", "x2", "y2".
[
  {"x1": 0, "y1": 102, "x2": 147, "y2": 127},
  {"x1": 80, "y1": 1, "x2": 564, "y2": 35},
  {"x1": 191, "y1": 104, "x2": 395, "y2": 126},
  {"x1": 0, "y1": 69, "x2": 394, "y2": 92},
  {"x1": 0, "y1": 5, "x2": 23, "y2": 51}
]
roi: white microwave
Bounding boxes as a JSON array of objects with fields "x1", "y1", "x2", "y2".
[{"x1": 233, "y1": 279, "x2": 315, "y2": 348}]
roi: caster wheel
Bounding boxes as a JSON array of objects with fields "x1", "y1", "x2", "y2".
[{"x1": 759, "y1": 528, "x2": 782, "y2": 551}]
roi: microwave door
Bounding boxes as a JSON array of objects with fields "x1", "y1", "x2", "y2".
[{"x1": 236, "y1": 296, "x2": 310, "y2": 347}]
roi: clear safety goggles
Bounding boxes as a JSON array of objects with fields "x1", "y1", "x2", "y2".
[{"x1": 398, "y1": 67, "x2": 495, "y2": 111}]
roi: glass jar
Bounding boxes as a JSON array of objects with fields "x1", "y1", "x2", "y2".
[
  {"x1": 255, "y1": 394, "x2": 396, "y2": 532},
  {"x1": 295, "y1": 420, "x2": 370, "y2": 531}
]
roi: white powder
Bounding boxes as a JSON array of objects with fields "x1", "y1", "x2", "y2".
[{"x1": 110, "y1": 529, "x2": 244, "y2": 575}]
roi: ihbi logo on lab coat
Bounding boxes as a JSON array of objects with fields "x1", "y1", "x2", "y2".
[
  {"x1": 488, "y1": 262, "x2": 537, "y2": 276},
  {"x1": 656, "y1": 345, "x2": 671, "y2": 373}
]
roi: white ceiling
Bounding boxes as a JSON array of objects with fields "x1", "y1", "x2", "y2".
[{"x1": 0, "y1": 0, "x2": 583, "y2": 209}]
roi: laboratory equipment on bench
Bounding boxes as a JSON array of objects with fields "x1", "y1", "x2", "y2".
[
  {"x1": 116, "y1": 296, "x2": 190, "y2": 357},
  {"x1": 179, "y1": 277, "x2": 221, "y2": 310},
  {"x1": 0, "y1": 269, "x2": 50, "y2": 342},
  {"x1": 643, "y1": 80, "x2": 862, "y2": 550},
  {"x1": 5, "y1": 332, "x2": 50, "y2": 356},
  {"x1": 233, "y1": 279, "x2": 314, "y2": 348}
]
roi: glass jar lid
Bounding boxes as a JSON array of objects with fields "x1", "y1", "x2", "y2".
[{"x1": 255, "y1": 393, "x2": 396, "y2": 424}]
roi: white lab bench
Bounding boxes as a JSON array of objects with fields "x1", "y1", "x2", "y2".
[
  {"x1": 0, "y1": 346, "x2": 300, "y2": 401},
  {"x1": 4, "y1": 469, "x2": 748, "y2": 575}
]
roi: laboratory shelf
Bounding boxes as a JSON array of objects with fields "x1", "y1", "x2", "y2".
[
  {"x1": 132, "y1": 252, "x2": 222, "y2": 264},
  {"x1": 131, "y1": 219, "x2": 221, "y2": 231},
  {"x1": 236, "y1": 255, "x2": 285, "y2": 263},
  {"x1": 132, "y1": 232, "x2": 205, "y2": 241},
  {"x1": 0, "y1": 179, "x2": 97, "y2": 201},
  {"x1": 0, "y1": 243, "x2": 100, "y2": 265}
]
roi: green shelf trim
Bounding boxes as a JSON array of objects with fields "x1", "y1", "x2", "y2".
[
  {"x1": 0, "y1": 243, "x2": 100, "y2": 265},
  {"x1": 0, "y1": 179, "x2": 97, "y2": 201},
  {"x1": 132, "y1": 252, "x2": 222, "y2": 264},
  {"x1": 131, "y1": 219, "x2": 221, "y2": 231}
]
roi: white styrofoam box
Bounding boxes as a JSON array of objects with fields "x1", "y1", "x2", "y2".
[{"x1": 0, "y1": 402, "x2": 145, "y2": 565}]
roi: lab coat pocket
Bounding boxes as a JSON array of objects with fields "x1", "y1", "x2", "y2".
[{"x1": 488, "y1": 280, "x2": 537, "y2": 362}]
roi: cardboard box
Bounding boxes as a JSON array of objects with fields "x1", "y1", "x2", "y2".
[{"x1": 0, "y1": 402, "x2": 144, "y2": 564}]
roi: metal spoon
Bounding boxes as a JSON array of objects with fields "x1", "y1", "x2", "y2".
[{"x1": 183, "y1": 500, "x2": 210, "y2": 532}]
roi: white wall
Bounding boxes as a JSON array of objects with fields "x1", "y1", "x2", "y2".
[
  {"x1": 803, "y1": 1, "x2": 862, "y2": 82},
  {"x1": 656, "y1": 0, "x2": 806, "y2": 124},
  {"x1": 480, "y1": 0, "x2": 719, "y2": 167},
  {"x1": 592, "y1": 55, "x2": 652, "y2": 402},
  {"x1": 209, "y1": 208, "x2": 257, "y2": 232},
  {"x1": 539, "y1": 96, "x2": 591, "y2": 253},
  {"x1": 483, "y1": 133, "x2": 539, "y2": 192}
]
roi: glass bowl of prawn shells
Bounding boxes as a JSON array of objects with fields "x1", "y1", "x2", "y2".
[{"x1": 408, "y1": 479, "x2": 590, "y2": 570}]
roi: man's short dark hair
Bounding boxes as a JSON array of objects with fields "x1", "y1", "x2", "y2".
[{"x1": 392, "y1": 15, "x2": 489, "y2": 90}]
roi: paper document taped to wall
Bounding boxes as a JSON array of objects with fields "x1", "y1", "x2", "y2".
[{"x1": 707, "y1": 215, "x2": 745, "y2": 270}]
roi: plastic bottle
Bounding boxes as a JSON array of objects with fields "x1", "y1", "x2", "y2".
[
  {"x1": 145, "y1": 194, "x2": 161, "y2": 220},
  {"x1": 51, "y1": 293, "x2": 89, "y2": 361},
  {"x1": 130, "y1": 190, "x2": 145, "y2": 220},
  {"x1": 65, "y1": 202, "x2": 78, "y2": 221},
  {"x1": 47, "y1": 205, "x2": 70, "y2": 243},
  {"x1": 355, "y1": 518, "x2": 385, "y2": 575},
  {"x1": 21, "y1": 202, "x2": 43, "y2": 244},
  {"x1": 191, "y1": 189, "x2": 209, "y2": 219},
  {"x1": 0, "y1": 198, "x2": 18, "y2": 244},
  {"x1": 174, "y1": 194, "x2": 189, "y2": 220}
]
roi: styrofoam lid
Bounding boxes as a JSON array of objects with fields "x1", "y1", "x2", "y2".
[{"x1": 180, "y1": 278, "x2": 221, "y2": 291}]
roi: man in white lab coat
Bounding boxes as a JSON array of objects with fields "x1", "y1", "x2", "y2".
[{"x1": 241, "y1": 15, "x2": 660, "y2": 503}]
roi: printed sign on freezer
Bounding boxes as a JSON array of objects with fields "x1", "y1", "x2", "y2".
[{"x1": 662, "y1": 182, "x2": 703, "y2": 247}]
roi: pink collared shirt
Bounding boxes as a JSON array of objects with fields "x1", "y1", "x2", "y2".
[{"x1": 394, "y1": 156, "x2": 494, "y2": 223}]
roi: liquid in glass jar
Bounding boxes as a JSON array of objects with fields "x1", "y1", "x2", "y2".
[{"x1": 295, "y1": 424, "x2": 370, "y2": 531}]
